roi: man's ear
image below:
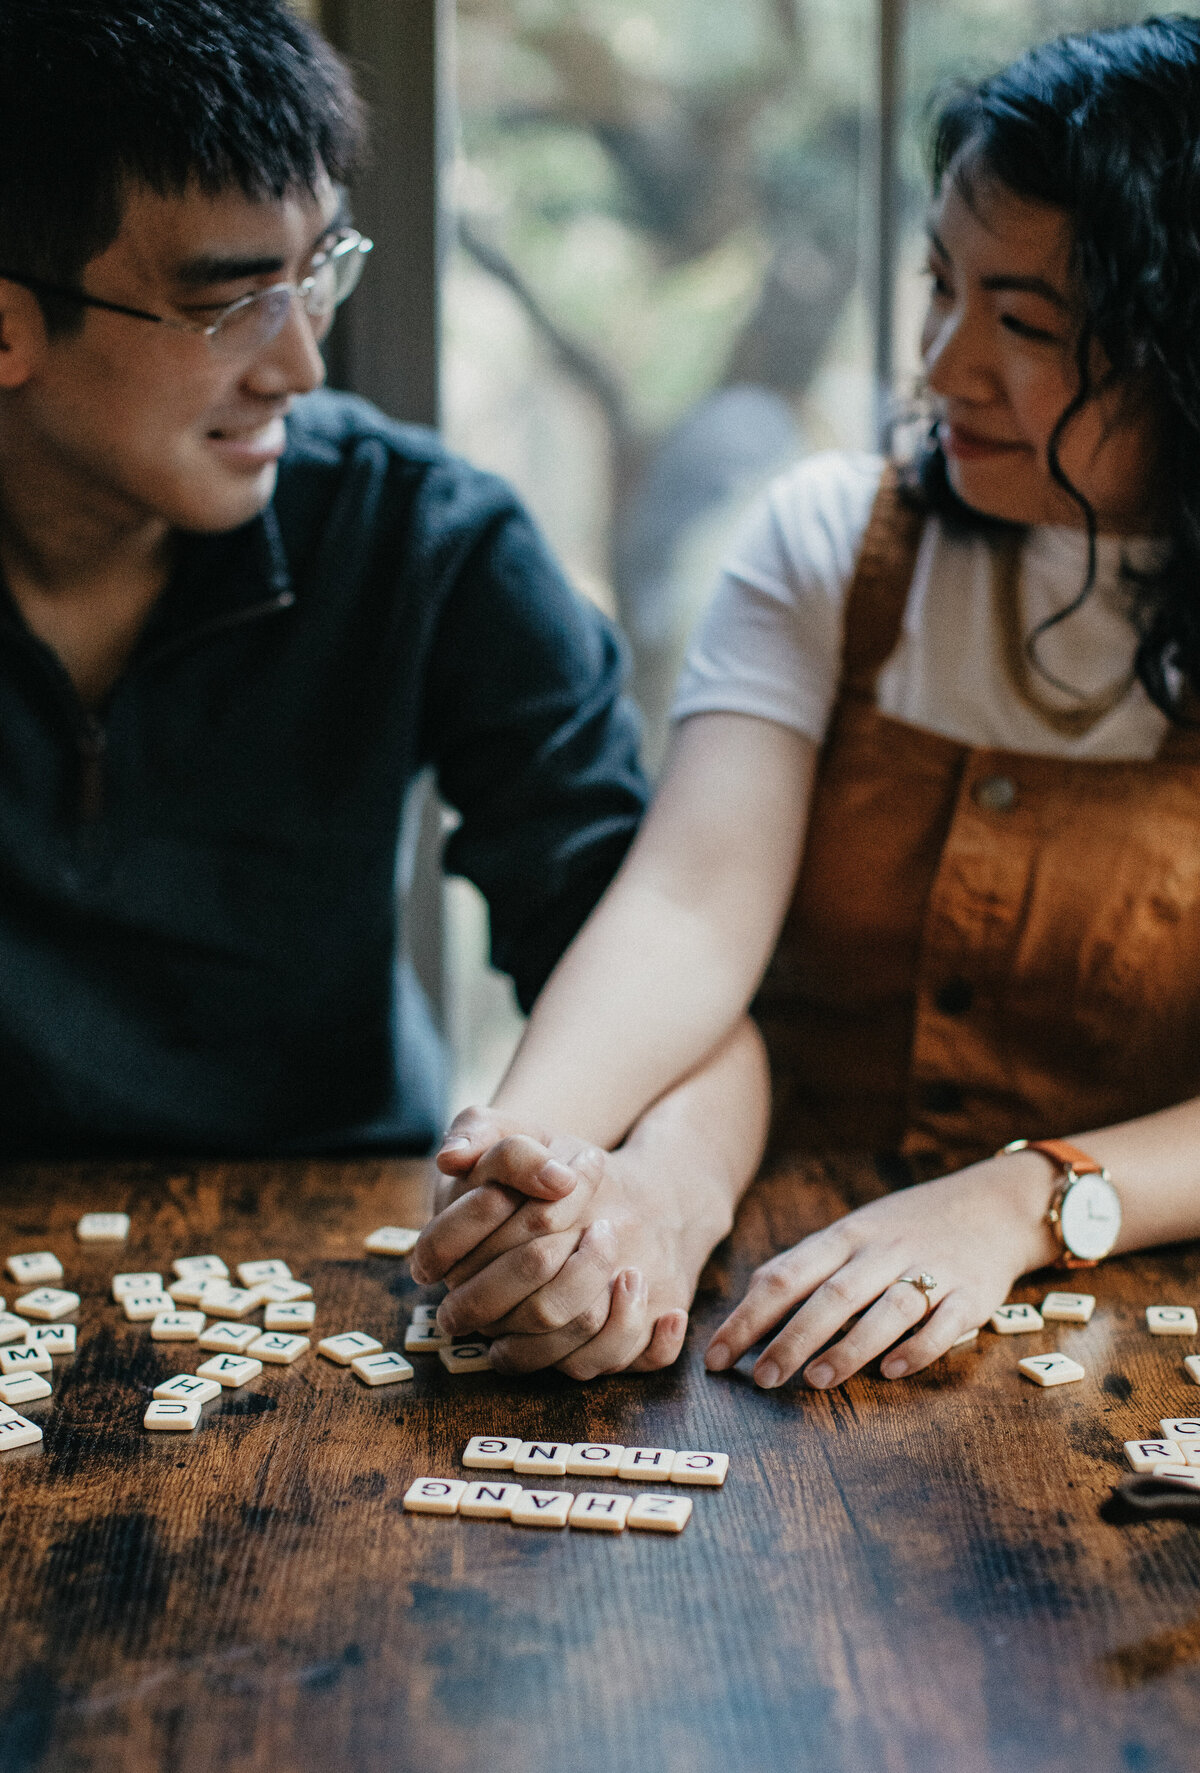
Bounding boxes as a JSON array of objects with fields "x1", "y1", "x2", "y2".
[{"x1": 0, "y1": 281, "x2": 49, "y2": 388}]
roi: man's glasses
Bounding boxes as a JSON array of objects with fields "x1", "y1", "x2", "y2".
[{"x1": 0, "y1": 228, "x2": 373, "y2": 359}]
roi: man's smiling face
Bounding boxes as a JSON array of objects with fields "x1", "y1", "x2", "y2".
[{"x1": 5, "y1": 174, "x2": 341, "y2": 535}]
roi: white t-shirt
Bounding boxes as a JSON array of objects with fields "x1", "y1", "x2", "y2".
[{"x1": 671, "y1": 452, "x2": 1170, "y2": 761}]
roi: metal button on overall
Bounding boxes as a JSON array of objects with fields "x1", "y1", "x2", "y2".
[{"x1": 974, "y1": 774, "x2": 1017, "y2": 812}]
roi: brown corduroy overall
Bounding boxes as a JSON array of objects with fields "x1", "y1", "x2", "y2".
[{"x1": 753, "y1": 470, "x2": 1200, "y2": 1177}]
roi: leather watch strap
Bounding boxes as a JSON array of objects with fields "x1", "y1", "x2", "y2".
[{"x1": 1016, "y1": 1137, "x2": 1105, "y2": 1176}]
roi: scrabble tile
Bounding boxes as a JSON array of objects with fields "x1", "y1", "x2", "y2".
[
  {"x1": 167, "y1": 1278, "x2": 212, "y2": 1305},
  {"x1": 151, "y1": 1311, "x2": 207, "y2": 1342},
  {"x1": 350, "y1": 1350, "x2": 414, "y2": 1386},
  {"x1": 1017, "y1": 1354, "x2": 1086, "y2": 1388},
  {"x1": 6, "y1": 1252, "x2": 62, "y2": 1285},
  {"x1": 439, "y1": 1339, "x2": 491, "y2": 1374},
  {"x1": 247, "y1": 1332, "x2": 310, "y2": 1365},
  {"x1": 627, "y1": 1494, "x2": 693, "y2": 1534},
  {"x1": 510, "y1": 1488, "x2": 572, "y2": 1528},
  {"x1": 172, "y1": 1255, "x2": 229, "y2": 1280},
  {"x1": 263, "y1": 1301, "x2": 316, "y2": 1331},
  {"x1": 1150, "y1": 1465, "x2": 1200, "y2": 1488},
  {"x1": 317, "y1": 1331, "x2": 383, "y2": 1365},
  {"x1": 193, "y1": 1284, "x2": 258, "y2": 1318},
  {"x1": 403, "y1": 1477, "x2": 466, "y2": 1515},
  {"x1": 76, "y1": 1213, "x2": 130, "y2": 1243},
  {"x1": 0, "y1": 1344, "x2": 51, "y2": 1376},
  {"x1": 113, "y1": 1272, "x2": 163, "y2": 1300},
  {"x1": 0, "y1": 1313, "x2": 28, "y2": 1346},
  {"x1": 144, "y1": 1398, "x2": 202, "y2": 1432},
  {"x1": 25, "y1": 1324, "x2": 75, "y2": 1356},
  {"x1": 569, "y1": 1492, "x2": 632, "y2": 1532},
  {"x1": 405, "y1": 1320, "x2": 448, "y2": 1352},
  {"x1": 1167, "y1": 1440, "x2": 1200, "y2": 1465},
  {"x1": 0, "y1": 1402, "x2": 17, "y2": 1422},
  {"x1": 196, "y1": 1353, "x2": 262, "y2": 1389},
  {"x1": 618, "y1": 1446, "x2": 676, "y2": 1480},
  {"x1": 512, "y1": 1441, "x2": 572, "y2": 1476},
  {"x1": 0, "y1": 1372, "x2": 52, "y2": 1406},
  {"x1": 365, "y1": 1226, "x2": 420, "y2": 1256},
  {"x1": 243, "y1": 1284, "x2": 282, "y2": 1309},
  {"x1": 17, "y1": 1287, "x2": 81, "y2": 1322},
  {"x1": 153, "y1": 1373, "x2": 222, "y2": 1405},
  {"x1": 463, "y1": 1436, "x2": 523, "y2": 1470},
  {"x1": 566, "y1": 1442, "x2": 625, "y2": 1476},
  {"x1": 1147, "y1": 1306, "x2": 1198, "y2": 1336},
  {"x1": 1185, "y1": 1354, "x2": 1200, "y2": 1385},
  {"x1": 990, "y1": 1304, "x2": 1045, "y2": 1334},
  {"x1": 255, "y1": 1279, "x2": 313, "y2": 1303},
  {"x1": 1161, "y1": 1418, "x2": 1200, "y2": 1441},
  {"x1": 412, "y1": 1303, "x2": 439, "y2": 1325},
  {"x1": 950, "y1": 1329, "x2": 980, "y2": 1348},
  {"x1": 122, "y1": 1292, "x2": 173, "y2": 1322},
  {"x1": 198, "y1": 1320, "x2": 261, "y2": 1353},
  {"x1": 0, "y1": 1412, "x2": 43, "y2": 1450},
  {"x1": 1126, "y1": 1438, "x2": 1183, "y2": 1472},
  {"x1": 459, "y1": 1481, "x2": 524, "y2": 1520},
  {"x1": 236, "y1": 1259, "x2": 292, "y2": 1287},
  {"x1": 1040, "y1": 1291, "x2": 1096, "y2": 1324},
  {"x1": 671, "y1": 1450, "x2": 730, "y2": 1486}
]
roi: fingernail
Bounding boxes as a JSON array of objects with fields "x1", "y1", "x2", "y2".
[
  {"x1": 805, "y1": 1362, "x2": 834, "y2": 1389},
  {"x1": 882, "y1": 1357, "x2": 908, "y2": 1379},
  {"x1": 756, "y1": 1361, "x2": 781, "y2": 1390},
  {"x1": 540, "y1": 1160, "x2": 576, "y2": 1192},
  {"x1": 439, "y1": 1136, "x2": 471, "y2": 1153},
  {"x1": 705, "y1": 1341, "x2": 731, "y2": 1372}
]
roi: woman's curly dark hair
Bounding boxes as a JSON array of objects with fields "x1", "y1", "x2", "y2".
[{"x1": 922, "y1": 14, "x2": 1200, "y2": 719}]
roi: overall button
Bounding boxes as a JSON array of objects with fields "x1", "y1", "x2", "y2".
[
  {"x1": 974, "y1": 774, "x2": 1017, "y2": 812},
  {"x1": 934, "y1": 979, "x2": 974, "y2": 1016},
  {"x1": 921, "y1": 1081, "x2": 963, "y2": 1114}
]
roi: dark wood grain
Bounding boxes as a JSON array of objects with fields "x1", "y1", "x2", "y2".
[{"x1": 2, "y1": 1152, "x2": 1200, "y2": 1773}]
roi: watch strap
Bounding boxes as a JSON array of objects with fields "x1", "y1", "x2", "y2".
[{"x1": 1003, "y1": 1137, "x2": 1105, "y2": 1177}]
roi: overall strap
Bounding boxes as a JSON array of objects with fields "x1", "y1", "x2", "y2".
[{"x1": 841, "y1": 464, "x2": 927, "y2": 696}]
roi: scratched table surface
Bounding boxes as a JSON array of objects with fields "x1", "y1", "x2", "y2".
[{"x1": 2, "y1": 1154, "x2": 1200, "y2": 1773}]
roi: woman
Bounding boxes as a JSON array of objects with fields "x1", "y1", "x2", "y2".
[{"x1": 415, "y1": 16, "x2": 1200, "y2": 1389}]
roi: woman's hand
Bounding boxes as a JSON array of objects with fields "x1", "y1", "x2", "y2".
[{"x1": 705, "y1": 1153, "x2": 1058, "y2": 1389}]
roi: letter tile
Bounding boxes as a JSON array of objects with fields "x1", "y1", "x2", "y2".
[
  {"x1": 151, "y1": 1311, "x2": 206, "y2": 1342},
  {"x1": 172, "y1": 1256, "x2": 229, "y2": 1280},
  {"x1": 459, "y1": 1481, "x2": 524, "y2": 1520},
  {"x1": 403, "y1": 1477, "x2": 467, "y2": 1515},
  {"x1": 263, "y1": 1301, "x2": 316, "y2": 1331},
  {"x1": 618, "y1": 1446, "x2": 676, "y2": 1480},
  {"x1": 153, "y1": 1373, "x2": 222, "y2": 1405},
  {"x1": 1150, "y1": 1465, "x2": 1200, "y2": 1488},
  {"x1": 0, "y1": 1413, "x2": 43, "y2": 1450},
  {"x1": 950, "y1": 1329, "x2": 980, "y2": 1348},
  {"x1": 627, "y1": 1494, "x2": 693, "y2": 1534},
  {"x1": 1161, "y1": 1418, "x2": 1200, "y2": 1441},
  {"x1": 167, "y1": 1278, "x2": 211, "y2": 1305},
  {"x1": 317, "y1": 1331, "x2": 383, "y2": 1365},
  {"x1": 670, "y1": 1450, "x2": 730, "y2": 1486},
  {"x1": 405, "y1": 1320, "x2": 448, "y2": 1352},
  {"x1": 236, "y1": 1259, "x2": 293, "y2": 1286},
  {"x1": 569, "y1": 1492, "x2": 632, "y2": 1532},
  {"x1": 198, "y1": 1320, "x2": 261, "y2": 1353},
  {"x1": 17, "y1": 1288, "x2": 81, "y2": 1322},
  {"x1": 350, "y1": 1350, "x2": 414, "y2": 1386},
  {"x1": 411, "y1": 1304, "x2": 440, "y2": 1326},
  {"x1": 6, "y1": 1252, "x2": 62, "y2": 1285},
  {"x1": 1040, "y1": 1292, "x2": 1096, "y2": 1324},
  {"x1": 25, "y1": 1324, "x2": 75, "y2": 1356},
  {"x1": 990, "y1": 1304, "x2": 1045, "y2": 1334},
  {"x1": 463, "y1": 1436, "x2": 523, "y2": 1470},
  {"x1": 144, "y1": 1398, "x2": 202, "y2": 1432},
  {"x1": 0, "y1": 1313, "x2": 29, "y2": 1346},
  {"x1": 196, "y1": 1353, "x2": 262, "y2": 1389},
  {"x1": 247, "y1": 1332, "x2": 310, "y2": 1366},
  {"x1": 0, "y1": 1373, "x2": 52, "y2": 1406},
  {"x1": 193, "y1": 1284, "x2": 257, "y2": 1319},
  {"x1": 113, "y1": 1272, "x2": 163, "y2": 1300},
  {"x1": 365, "y1": 1227, "x2": 420, "y2": 1256},
  {"x1": 513, "y1": 1441, "x2": 572, "y2": 1476},
  {"x1": 255, "y1": 1280, "x2": 313, "y2": 1303},
  {"x1": 510, "y1": 1489, "x2": 572, "y2": 1528},
  {"x1": 1147, "y1": 1306, "x2": 1198, "y2": 1336},
  {"x1": 122, "y1": 1292, "x2": 173, "y2": 1323},
  {"x1": 566, "y1": 1442, "x2": 625, "y2": 1476},
  {"x1": 0, "y1": 1345, "x2": 51, "y2": 1376},
  {"x1": 439, "y1": 1339, "x2": 491, "y2": 1374},
  {"x1": 1016, "y1": 1354, "x2": 1086, "y2": 1388},
  {"x1": 1125, "y1": 1438, "x2": 1183, "y2": 1472},
  {"x1": 1184, "y1": 1355, "x2": 1200, "y2": 1385},
  {"x1": 76, "y1": 1213, "x2": 130, "y2": 1243}
]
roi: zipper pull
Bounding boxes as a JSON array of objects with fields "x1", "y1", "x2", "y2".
[{"x1": 77, "y1": 718, "x2": 107, "y2": 822}]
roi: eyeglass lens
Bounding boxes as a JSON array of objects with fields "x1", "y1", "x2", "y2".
[{"x1": 210, "y1": 238, "x2": 369, "y2": 357}]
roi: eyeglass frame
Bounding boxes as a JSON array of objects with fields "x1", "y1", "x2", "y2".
[{"x1": 0, "y1": 227, "x2": 373, "y2": 343}]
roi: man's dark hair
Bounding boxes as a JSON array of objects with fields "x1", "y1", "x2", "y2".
[{"x1": 0, "y1": 0, "x2": 365, "y2": 331}]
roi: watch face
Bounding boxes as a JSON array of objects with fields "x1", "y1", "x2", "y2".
[{"x1": 1059, "y1": 1173, "x2": 1121, "y2": 1261}]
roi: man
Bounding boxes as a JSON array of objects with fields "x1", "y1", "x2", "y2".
[{"x1": 0, "y1": 0, "x2": 767, "y2": 1374}]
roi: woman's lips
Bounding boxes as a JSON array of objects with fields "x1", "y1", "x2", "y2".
[{"x1": 940, "y1": 420, "x2": 1028, "y2": 462}]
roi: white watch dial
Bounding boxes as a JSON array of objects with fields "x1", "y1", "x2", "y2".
[{"x1": 1059, "y1": 1173, "x2": 1121, "y2": 1261}]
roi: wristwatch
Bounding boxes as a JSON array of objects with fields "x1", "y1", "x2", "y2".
[{"x1": 1001, "y1": 1137, "x2": 1122, "y2": 1267}]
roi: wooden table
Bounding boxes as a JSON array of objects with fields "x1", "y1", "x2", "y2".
[{"x1": 2, "y1": 1152, "x2": 1200, "y2": 1773}]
